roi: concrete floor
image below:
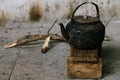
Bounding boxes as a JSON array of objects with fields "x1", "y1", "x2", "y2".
[{"x1": 0, "y1": 18, "x2": 120, "y2": 80}]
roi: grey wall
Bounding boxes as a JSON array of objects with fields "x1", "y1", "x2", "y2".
[{"x1": 0, "y1": 0, "x2": 120, "y2": 23}]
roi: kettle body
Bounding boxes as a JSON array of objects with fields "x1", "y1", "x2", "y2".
[{"x1": 59, "y1": 2, "x2": 105, "y2": 50}]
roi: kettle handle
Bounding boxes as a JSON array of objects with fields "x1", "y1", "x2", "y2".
[{"x1": 71, "y1": 2, "x2": 100, "y2": 23}]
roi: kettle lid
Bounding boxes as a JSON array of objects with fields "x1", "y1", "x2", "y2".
[
  {"x1": 73, "y1": 15, "x2": 99, "y2": 23},
  {"x1": 71, "y1": 2, "x2": 100, "y2": 24}
]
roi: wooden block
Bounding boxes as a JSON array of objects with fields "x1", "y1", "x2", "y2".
[
  {"x1": 68, "y1": 56, "x2": 97, "y2": 62},
  {"x1": 70, "y1": 46, "x2": 98, "y2": 62},
  {"x1": 67, "y1": 57, "x2": 102, "y2": 79}
]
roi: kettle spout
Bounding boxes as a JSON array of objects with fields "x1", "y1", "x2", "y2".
[{"x1": 59, "y1": 23, "x2": 69, "y2": 40}]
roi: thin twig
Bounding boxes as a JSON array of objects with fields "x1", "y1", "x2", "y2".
[
  {"x1": 104, "y1": 35, "x2": 112, "y2": 41},
  {"x1": 47, "y1": 19, "x2": 58, "y2": 35},
  {"x1": 4, "y1": 34, "x2": 65, "y2": 48},
  {"x1": 105, "y1": 14, "x2": 116, "y2": 27},
  {"x1": 41, "y1": 36, "x2": 51, "y2": 53}
]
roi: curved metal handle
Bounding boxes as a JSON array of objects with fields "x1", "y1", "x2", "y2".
[{"x1": 71, "y1": 2, "x2": 100, "y2": 23}]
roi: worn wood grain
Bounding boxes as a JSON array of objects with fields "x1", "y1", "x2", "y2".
[
  {"x1": 70, "y1": 46, "x2": 98, "y2": 62},
  {"x1": 67, "y1": 57, "x2": 102, "y2": 79}
]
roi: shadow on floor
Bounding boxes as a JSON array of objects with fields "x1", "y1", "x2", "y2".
[{"x1": 102, "y1": 44, "x2": 120, "y2": 78}]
